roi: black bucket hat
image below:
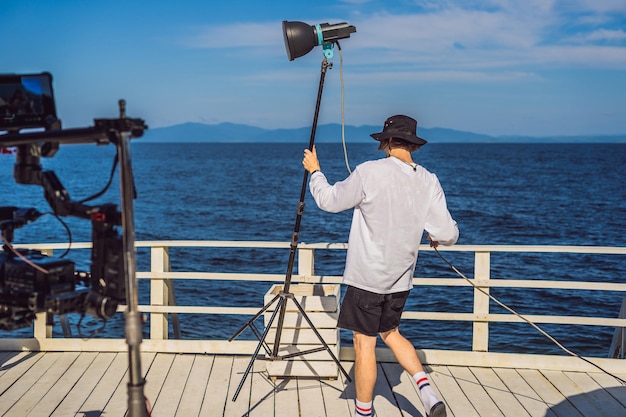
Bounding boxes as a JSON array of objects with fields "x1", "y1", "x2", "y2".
[{"x1": 370, "y1": 115, "x2": 427, "y2": 146}]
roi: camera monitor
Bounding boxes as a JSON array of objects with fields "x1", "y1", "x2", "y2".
[{"x1": 0, "y1": 72, "x2": 57, "y2": 132}]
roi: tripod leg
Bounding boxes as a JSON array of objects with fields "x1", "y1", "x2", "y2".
[
  {"x1": 232, "y1": 296, "x2": 284, "y2": 402},
  {"x1": 229, "y1": 293, "x2": 281, "y2": 342},
  {"x1": 289, "y1": 296, "x2": 352, "y2": 382},
  {"x1": 249, "y1": 322, "x2": 273, "y2": 356}
]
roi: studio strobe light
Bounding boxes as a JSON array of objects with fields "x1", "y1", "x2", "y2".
[{"x1": 282, "y1": 20, "x2": 356, "y2": 61}]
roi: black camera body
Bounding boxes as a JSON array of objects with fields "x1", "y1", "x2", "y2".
[
  {"x1": 0, "y1": 203, "x2": 127, "y2": 330},
  {"x1": 0, "y1": 249, "x2": 86, "y2": 330},
  {"x1": 1, "y1": 249, "x2": 76, "y2": 295}
]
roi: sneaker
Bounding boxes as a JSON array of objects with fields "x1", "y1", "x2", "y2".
[{"x1": 428, "y1": 402, "x2": 446, "y2": 417}]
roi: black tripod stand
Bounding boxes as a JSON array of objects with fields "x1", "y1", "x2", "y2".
[{"x1": 229, "y1": 56, "x2": 351, "y2": 401}]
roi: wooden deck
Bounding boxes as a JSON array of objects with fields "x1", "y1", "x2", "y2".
[{"x1": 1, "y1": 351, "x2": 625, "y2": 417}]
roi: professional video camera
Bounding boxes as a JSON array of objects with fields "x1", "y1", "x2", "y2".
[{"x1": 0, "y1": 72, "x2": 147, "y2": 331}]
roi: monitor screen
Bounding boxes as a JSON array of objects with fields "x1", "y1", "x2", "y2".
[{"x1": 0, "y1": 72, "x2": 57, "y2": 131}]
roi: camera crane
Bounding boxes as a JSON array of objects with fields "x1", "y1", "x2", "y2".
[{"x1": 1, "y1": 73, "x2": 150, "y2": 417}]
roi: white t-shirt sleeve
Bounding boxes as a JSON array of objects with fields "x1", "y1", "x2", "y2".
[
  {"x1": 309, "y1": 170, "x2": 364, "y2": 213},
  {"x1": 424, "y1": 177, "x2": 459, "y2": 246}
]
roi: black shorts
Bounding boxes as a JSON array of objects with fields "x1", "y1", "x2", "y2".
[{"x1": 337, "y1": 285, "x2": 410, "y2": 337}]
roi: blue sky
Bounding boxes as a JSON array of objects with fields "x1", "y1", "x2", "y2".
[{"x1": 1, "y1": 0, "x2": 625, "y2": 136}]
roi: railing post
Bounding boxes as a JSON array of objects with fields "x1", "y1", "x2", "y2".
[
  {"x1": 34, "y1": 248, "x2": 55, "y2": 342},
  {"x1": 298, "y1": 246, "x2": 315, "y2": 283},
  {"x1": 33, "y1": 312, "x2": 52, "y2": 342},
  {"x1": 150, "y1": 246, "x2": 170, "y2": 340},
  {"x1": 609, "y1": 297, "x2": 626, "y2": 358},
  {"x1": 472, "y1": 251, "x2": 491, "y2": 352}
]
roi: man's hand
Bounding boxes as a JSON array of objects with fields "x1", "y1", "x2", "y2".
[
  {"x1": 302, "y1": 145, "x2": 321, "y2": 173},
  {"x1": 427, "y1": 234, "x2": 439, "y2": 248}
]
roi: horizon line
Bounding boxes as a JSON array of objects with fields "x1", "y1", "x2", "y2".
[{"x1": 149, "y1": 121, "x2": 626, "y2": 139}]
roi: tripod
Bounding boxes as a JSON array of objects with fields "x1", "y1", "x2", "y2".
[{"x1": 229, "y1": 56, "x2": 351, "y2": 401}]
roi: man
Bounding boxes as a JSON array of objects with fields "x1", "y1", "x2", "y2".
[{"x1": 302, "y1": 115, "x2": 458, "y2": 417}]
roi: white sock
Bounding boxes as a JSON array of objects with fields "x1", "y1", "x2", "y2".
[
  {"x1": 413, "y1": 371, "x2": 441, "y2": 413},
  {"x1": 354, "y1": 399, "x2": 372, "y2": 417}
]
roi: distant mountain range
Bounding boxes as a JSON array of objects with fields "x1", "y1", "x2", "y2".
[{"x1": 139, "y1": 122, "x2": 626, "y2": 144}]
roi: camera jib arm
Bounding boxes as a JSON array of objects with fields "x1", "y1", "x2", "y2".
[
  {"x1": 4, "y1": 110, "x2": 146, "y2": 304},
  {"x1": 14, "y1": 155, "x2": 118, "y2": 223}
]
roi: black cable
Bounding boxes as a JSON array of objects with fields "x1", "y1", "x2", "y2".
[
  {"x1": 337, "y1": 41, "x2": 353, "y2": 175},
  {"x1": 432, "y1": 246, "x2": 626, "y2": 385},
  {"x1": 77, "y1": 151, "x2": 118, "y2": 204},
  {"x1": 47, "y1": 212, "x2": 73, "y2": 258}
]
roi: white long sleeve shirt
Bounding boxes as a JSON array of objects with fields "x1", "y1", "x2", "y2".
[{"x1": 309, "y1": 156, "x2": 458, "y2": 294}]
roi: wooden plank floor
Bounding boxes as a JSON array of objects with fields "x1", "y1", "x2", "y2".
[{"x1": 1, "y1": 351, "x2": 625, "y2": 416}]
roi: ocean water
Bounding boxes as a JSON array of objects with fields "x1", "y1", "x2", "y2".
[{"x1": 1, "y1": 141, "x2": 625, "y2": 357}]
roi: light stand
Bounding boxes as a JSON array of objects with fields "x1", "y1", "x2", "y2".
[{"x1": 229, "y1": 20, "x2": 356, "y2": 402}]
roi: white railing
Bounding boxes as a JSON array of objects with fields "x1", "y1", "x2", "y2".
[{"x1": 3, "y1": 241, "x2": 626, "y2": 372}]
